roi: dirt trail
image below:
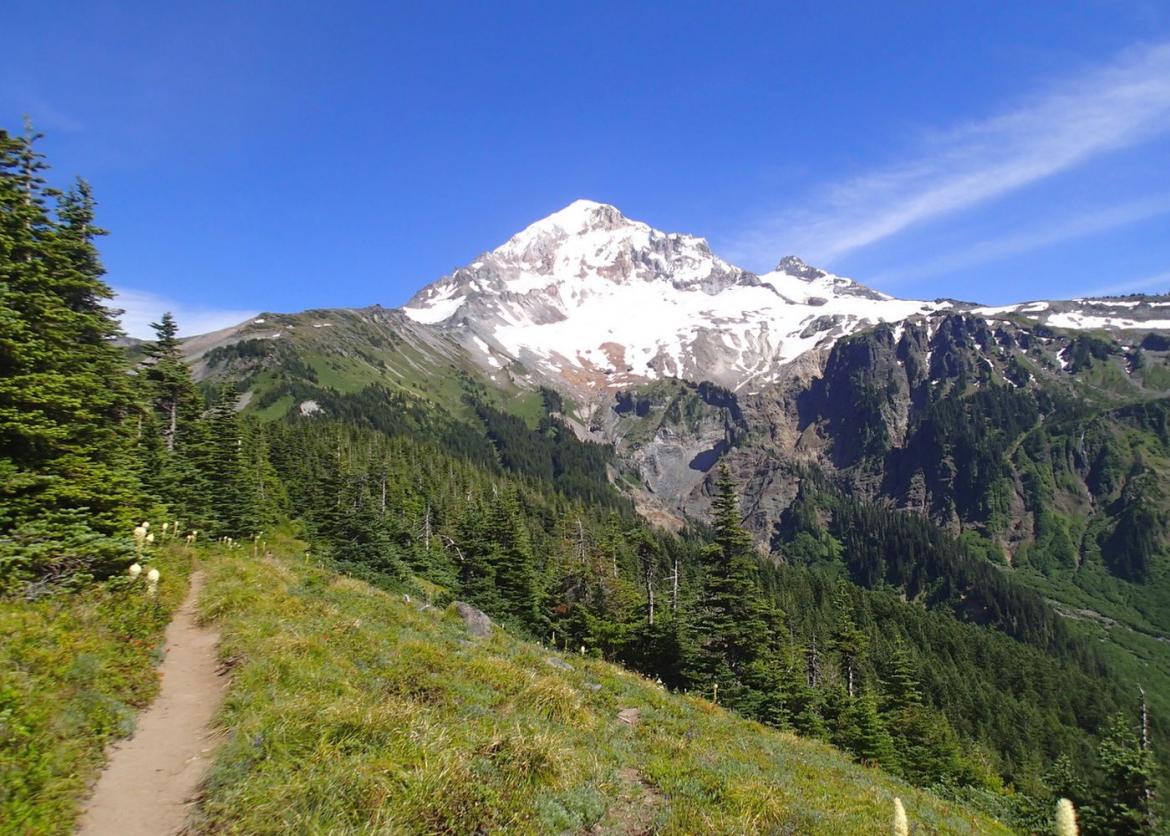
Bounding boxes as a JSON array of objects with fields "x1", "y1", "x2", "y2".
[{"x1": 78, "y1": 570, "x2": 225, "y2": 836}]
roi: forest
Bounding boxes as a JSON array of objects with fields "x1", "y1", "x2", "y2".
[{"x1": 0, "y1": 125, "x2": 1162, "y2": 833}]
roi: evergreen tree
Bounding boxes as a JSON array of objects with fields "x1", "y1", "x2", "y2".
[
  {"x1": 199, "y1": 382, "x2": 256, "y2": 537},
  {"x1": 485, "y1": 486, "x2": 541, "y2": 630},
  {"x1": 829, "y1": 587, "x2": 869, "y2": 699},
  {"x1": 837, "y1": 689, "x2": 898, "y2": 770},
  {"x1": 1088, "y1": 712, "x2": 1158, "y2": 834},
  {"x1": 883, "y1": 642, "x2": 922, "y2": 713},
  {"x1": 137, "y1": 312, "x2": 215, "y2": 528},
  {"x1": 142, "y1": 312, "x2": 200, "y2": 452},
  {"x1": 688, "y1": 467, "x2": 774, "y2": 708},
  {"x1": 0, "y1": 126, "x2": 142, "y2": 585}
]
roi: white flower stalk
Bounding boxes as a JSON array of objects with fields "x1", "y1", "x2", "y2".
[
  {"x1": 146, "y1": 532, "x2": 155, "y2": 545},
  {"x1": 142, "y1": 521, "x2": 150, "y2": 531},
  {"x1": 1055, "y1": 798, "x2": 1079, "y2": 836},
  {"x1": 893, "y1": 797, "x2": 909, "y2": 836},
  {"x1": 128, "y1": 562, "x2": 142, "y2": 579},
  {"x1": 146, "y1": 568, "x2": 160, "y2": 597},
  {"x1": 162, "y1": 522, "x2": 169, "y2": 535},
  {"x1": 133, "y1": 524, "x2": 148, "y2": 559}
]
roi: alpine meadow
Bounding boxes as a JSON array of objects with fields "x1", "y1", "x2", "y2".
[{"x1": 3, "y1": 8, "x2": 1170, "y2": 835}]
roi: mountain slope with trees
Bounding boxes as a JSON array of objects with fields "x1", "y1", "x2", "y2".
[{"x1": 1, "y1": 125, "x2": 1164, "y2": 833}]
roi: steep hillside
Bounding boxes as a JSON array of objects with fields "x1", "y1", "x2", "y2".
[
  {"x1": 190, "y1": 545, "x2": 1010, "y2": 834},
  {"x1": 183, "y1": 304, "x2": 545, "y2": 424},
  {"x1": 161, "y1": 201, "x2": 1170, "y2": 830}
]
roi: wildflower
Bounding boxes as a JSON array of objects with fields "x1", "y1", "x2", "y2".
[
  {"x1": 128, "y1": 562, "x2": 142, "y2": 578},
  {"x1": 133, "y1": 525, "x2": 148, "y2": 559},
  {"x1": 1055, "y1": 798, "x2": 1078, "y2": 836},
  {"x1": 146, "y1": 532, "x2": 155, "y2": 545},
  {"x1": 146, "y1": 568, "x2": 160, "y2": 597},
  {"x1": 142, "y1": 521, "x2": 150, "y2": 530},
  {"x1": 162, "y1": 522, "x2": 169, "y2": 535},
  {"x1": 893, "y1": 798, "x2": 908, "y2": 836}
]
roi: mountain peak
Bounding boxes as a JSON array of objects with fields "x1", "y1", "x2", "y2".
[
  {"x1": 496, "y1": 200, "x2": 632, "y2": 256},
  {"x1": 403, "y1": 204, "x2": 947, "y2": 393},
  {"x1": 773, "y1": 255, "x2": 826, "y2": 281}
]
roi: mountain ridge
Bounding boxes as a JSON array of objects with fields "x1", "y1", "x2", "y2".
[{"x1": 188, "y1": 200, "x2": 1170, "y2": 407}]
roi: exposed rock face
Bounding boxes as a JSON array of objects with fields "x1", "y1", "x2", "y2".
[
  {"x1": 595, "y1": 380, "x2": 748, "y2": 509},
  {"x1": 453, "y1": 601, "x2": 492, "y2": 638}
]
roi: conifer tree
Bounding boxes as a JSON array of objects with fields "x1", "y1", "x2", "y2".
[
  {"x1": 485, "y1": 485, "x2": 541, "y2": 630},
  {"x1": 838, "y1": 689, "x2": 898, "y2": 770},
  {"x1": 200, "y1": 381, "x2": 257, "y2": 536},
  {"x1": 0, "y1": 126, "x2": 143, "y2": 584},
  {"x1": 136, "y1": 312, "x2": 216, "y2": 527},
  {"x1": 688, "y1": 466, "x2": 773, "y2": 707},
  {"x1": 829, "y1": 587, "x2": 868, "y2": 698},
  {"x1": 883, "y1": 642, "x2": 922, "y2": 712},
  {"x1": 1089, "y1": 712, "x2": 1158, "y2": 834},
  {"x1": 142, "y1": 312, "x2": 200, "y2": 452}
]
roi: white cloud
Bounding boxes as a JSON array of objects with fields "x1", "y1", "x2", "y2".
[
  {"x1": 874, "y1": 195, "x2": 1170, "y2": 285},
  {"x1": 725, "y1": 41, "x2": 1170, "y2": 269},
  {"x1": 111, "y1": 287, "x2": 256, "y2": 339}
]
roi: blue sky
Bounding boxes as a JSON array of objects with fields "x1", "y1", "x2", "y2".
[{"x1": 4, "y1": 1, "x2": 1170, "y2": 336}]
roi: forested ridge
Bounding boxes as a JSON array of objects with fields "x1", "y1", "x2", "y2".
[{"x1": 1, "y1": 126, "x2": 1163, "y2": 833}]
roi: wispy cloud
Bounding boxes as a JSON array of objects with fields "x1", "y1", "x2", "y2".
[
  {"x1": 725, "y1": 41, "x2": 1170, "y2": 269},
  {"x1": 873, "y1": 195, "x2": 1170, "y2": 285},
  {"x1": 111, "y1": 287, "x2": 256, "y2": 339},
  {"x1": 1081, "y1": 269, "x2": 1170, "y2": 298}
]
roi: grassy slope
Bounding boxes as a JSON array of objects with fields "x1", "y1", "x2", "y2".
[
  {"x1": 191, "y1": 548, "x2": 1009, "y2": 834},
  {"x1": 0, "y1": 545, "x2": 191, "y2": 834}
]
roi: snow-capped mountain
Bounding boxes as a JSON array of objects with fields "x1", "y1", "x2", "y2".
[{"x1": 403, "y1": 200, "x2": 947, "y2": 396}]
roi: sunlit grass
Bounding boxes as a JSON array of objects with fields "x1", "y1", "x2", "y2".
[
  {"x1": 0, "y1": 545, "x2": 192, "y2": 833},
  {"x1": 192, "y1": 547, "x2": 1010, "y2": 834}
]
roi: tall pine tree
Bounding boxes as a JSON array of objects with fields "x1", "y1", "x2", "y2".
[{"x1": 0, "y1": 125, "x2": 143, "y2": 586}]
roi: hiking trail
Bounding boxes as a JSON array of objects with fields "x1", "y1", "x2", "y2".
[{"x1": 78, "y1": 570, "x2": 225, "y2": 836}]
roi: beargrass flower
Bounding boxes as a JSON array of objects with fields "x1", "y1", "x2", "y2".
[
  {"x1": 893, "y1": 797, "x2": 908, "y2": 836},
  {"x1": 1055, "y1": 798, "x2": 1078, "y2": 836}
]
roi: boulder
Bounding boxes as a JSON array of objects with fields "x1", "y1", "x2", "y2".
[{"x1": 452, "y1": 601, "x2": 492, "y2": 638}]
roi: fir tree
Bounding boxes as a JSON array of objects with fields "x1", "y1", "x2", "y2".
[
  {"x1": 688, "y1": 467, "x2": 774, "y2": 708},
  {"x1": 0, "y1": 126, "x2": 142, "y2": 585},
  {"x1": 1089, "y1": 712, "x2": 1158, "y2": 834},
  {"x1": 200, "y1": 381, "x2": 257, "y2": 537}
]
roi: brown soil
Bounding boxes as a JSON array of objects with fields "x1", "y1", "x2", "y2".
[{"x1": 77, "y1": 571, "x2": 225, "y2": 835}]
